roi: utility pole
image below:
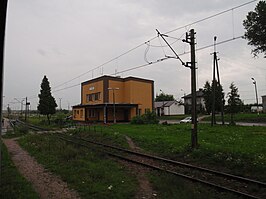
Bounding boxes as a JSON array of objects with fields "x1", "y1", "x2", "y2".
[
  {"x1": 157, "y1": 28, "x2": 198, "y2": 148},
  {"x1": 211, "y1": 36, "x2": 224, "y2": 125},
  {"x1": 25, "y1": 97, "x2": 27, "y2": 121},
  {"x1": 0, "y1": 0, "x2": 8, "y2": 181},
  {"x1": 108, "y1": 88, "x2": 119, "y2": 123},
  {"x1": 251, "y1": 77, "x2": 259, "y2": 116},
  {"x1": 184, "y1": 29, "x2": 198, "y2": 148},
  {"x1": 160, "y1": 89, "x2": 165, "y2": 116},
  {"x1": 59, "y1": 98, "x2": 62, "y2": 110},
  {"x1": 211, "y1": 37, "x2": 216, "y2": 126},
  {"x1": 14, "y1": 98, "x2": 24, "y2": 116},
  {"x1": 7, "y1": 103, "x2": 9, "y2": 118}
]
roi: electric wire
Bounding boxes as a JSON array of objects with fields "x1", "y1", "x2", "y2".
[
  {"x1": 158, "y1": 36, "x2": 167, "y2": 57},
  {"x1": 165, "y1": 0, "x2": 258, "y2": 34},
  {"x1": 53, "y1": 39, "x2": 157, "y2": 89},
  {"x1": 23, "y1": 0, "x2": 258, "y2": 104},
  {"x1": 144, "y1": 41, "x2": 151, "y2": 64},
  {"x1": 52, "y1": 0, "x2": 257, "y2": 90},
  {"x1": 36, "y1": 34, "x2": 245, "y2": 97},
  {"x1": 112, "y1": 57, "x2": 170, "y2": 76}
]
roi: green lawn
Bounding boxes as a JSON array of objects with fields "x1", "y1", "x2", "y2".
[
  {"x1": 202, "y1": 113, "x2": 266, "y2": 123},
  {"x1": 18, "y1": 134, "x2": 138, "y2": 199},
  {"x1": 16, "y1": 123, "x2": 266, "y2": 198},
  {"x1": 0, "y1": 141, "x2": 39, "y2": 199},
  {"x1": 83, "y1": 123, "x2": 266, "y2": 181}
]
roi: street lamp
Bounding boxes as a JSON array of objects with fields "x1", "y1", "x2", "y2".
[
  {"x1": 251, "y1": 78, "x2": 259, "y2": 115},
  {"x1": 108, "y1": 87, "x2": 119, "y2": 123}
]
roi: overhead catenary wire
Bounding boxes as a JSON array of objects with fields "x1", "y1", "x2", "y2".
[
  {"x1": 51, "y1": 0, "x2": 257, "y2": 91},
  {"x1": 26, "y1": 34, "x2": 245, "y2": 98},
  {"x1": 53, "y1": 40, "x2": 157, "y2": 89},
  {"x1": 165, "y1": 0, "x2": 258, "y2": 34}
]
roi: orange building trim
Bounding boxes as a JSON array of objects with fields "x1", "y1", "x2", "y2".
[{"x1": 73, "y1": 75, "x2": 154, "y2": 123}]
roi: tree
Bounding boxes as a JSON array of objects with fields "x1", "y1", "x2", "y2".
[
  {"x1": 203, "y1": 81, "x2": 212, "y2": 114},
  {"x1": 37, "y1": 76, "x2": 57, "y2": 124},
  {"x1": 243, "y1": 1, "x2": 266, "y2": 57},
  {"x1": 155, "y1": 92, "x2": 175, "y2": 102},
  {"x1": 202, "y1": 80, "x2": 224, "y2": 114},
  {"x1": 227, "y1": 83, "x2": 243, "y2": 125}
]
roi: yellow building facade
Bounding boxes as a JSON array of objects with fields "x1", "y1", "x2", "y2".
[{"x1": 73, "y1": 75, "x2": 154, "y2": 122}]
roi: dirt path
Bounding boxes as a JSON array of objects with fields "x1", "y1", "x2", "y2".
[
  {"x1": 2, "y1": 138, "x2": 80, "y2": 199},
  {"x1": 124, "y1": 136, "x2": 157, "y2": 199}
]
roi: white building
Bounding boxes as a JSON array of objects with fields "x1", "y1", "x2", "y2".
[{"x1": 154, "y1": 101, "x2": 184, "y2": 116}]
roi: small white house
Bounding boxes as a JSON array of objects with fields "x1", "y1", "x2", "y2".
[
  {"x1": 154, "y1": 101, "x2": 184, "y2": 116},
  {"x1": 251, "y1": 106, "x2": 263, "y2": 113}
]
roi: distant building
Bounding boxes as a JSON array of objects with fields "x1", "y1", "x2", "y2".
[
  {"x1": 262, "y1": 95, "x2": 266, "y2": 113},
  {"x1": 154, "y1": 101, "x2": 184, "y2": 116},
  {"x1": 182, "y1": 89, "x2": 205, "y2": 114},
  {"x1": 72, "y1": 75, "x2": 154, "y2": 123},
  {"x1": 251, "y1": 106, "x2": 263, "y2": 113}
]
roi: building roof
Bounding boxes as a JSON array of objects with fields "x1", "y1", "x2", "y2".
[
  {"x1": 182, "y1": 89, "x2": 204, "y2": 99},
  {"x1": 154, "y1": 100, "x2": 181, "y2": 108},
  {"x1": 73, "y1": 103, "x2": 138, "y2": 109},
  {"x1": 81, "y1": 75, "x2": 154, "y2": 86}
]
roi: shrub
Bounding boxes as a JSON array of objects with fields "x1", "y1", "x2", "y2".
[
  {"x1": 131, "y1": 111, "x2": 159, "y2": 124},
  {"x1": 131, "y1": 115, "x2": 144, "y2": 124}
]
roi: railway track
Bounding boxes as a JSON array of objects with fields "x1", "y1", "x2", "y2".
[
  {"x1": 12, "y1": 119, "x2": 49, "y2": 131},
  {"x1": 54, "y1": 132, "x2": 265, "y2": 199},
  {"x1": 9, "y1": 121, "x2": 265, "y2": 198}
]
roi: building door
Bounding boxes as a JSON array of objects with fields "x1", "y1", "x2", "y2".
[
  {"x1": 124, "y1": 109, "x2": 129, "y2": 122},
  {"x1": 157, "y1": 108, "x2": 160, "y2": 116}
]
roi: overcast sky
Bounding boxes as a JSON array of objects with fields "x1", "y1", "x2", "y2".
[{"x1": 3, "y1": 0, "x2": 265, "y2": 110}]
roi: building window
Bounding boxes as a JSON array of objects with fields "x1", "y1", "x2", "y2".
[
  {"x1": 86, "y1": 92, "x2": 101, "y2": 102},
  {"x1": 89, "y1": 109, "x2": 96, "y2": 118},
  {"x1": 138, "y1": 109, "x2": 142, "y2": 116},
  {"x1": 95, "y1": 92, "x2": 100, "y2": 100},
  {"x1": 80, "y1": 110, "x2": 83, "y2": 118}
]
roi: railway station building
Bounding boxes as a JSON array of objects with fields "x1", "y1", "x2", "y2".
[{"x1": 72, "y1": 75, "x2": 154, "y2": 123}]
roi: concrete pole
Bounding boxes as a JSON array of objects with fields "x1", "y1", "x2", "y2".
[{"x1": 189, "y1": 29, "x2": 198, "y2": 148}]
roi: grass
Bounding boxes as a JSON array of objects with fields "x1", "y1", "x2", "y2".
[
  {"x1": 202, "y1": 113, "x2": 266, "y2": 123},
  {"x1": 80, "y1": 123, "x2": 266, "y2": 181},
  {"x1": 65, "y1": 123, "x2": 266, "y2": 198},
  {"x1": 148, "y1": 171, "x2": 241, "y2": 199},
  {"x1": 16, "y1": 123, "x2": 266, "y2": 198},
  {"x1": 0, "y1": 141, "x2": 39, "y2": 199},
  {"x1": 2, "y1": 126, "x2": 29, "y2": 139},
  {"x1": 18, "y1": 133, "x2": 138, "y2": 199}
]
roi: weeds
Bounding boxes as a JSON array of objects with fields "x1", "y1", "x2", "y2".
[{"x1": 0, "y1": 141, "x2": 39, "y2": 199}]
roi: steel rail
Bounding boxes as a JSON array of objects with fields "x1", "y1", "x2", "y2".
[
  {"x1": 55, "y1": 132, "x2": 266, "y2": 187},
  {"x1": 15, "y1": 119, "x2": 49, "y2": 131},
  {"x1": 57, "y1": 135, "x2": 262, "y2": 199}
]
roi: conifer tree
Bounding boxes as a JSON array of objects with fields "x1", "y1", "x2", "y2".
[
  {"x1": 227, "y1": 82, "x2": 242, "y2": 125},
  {"x1": 37, "y1": 75, "x2": 57, "y2": 124}
]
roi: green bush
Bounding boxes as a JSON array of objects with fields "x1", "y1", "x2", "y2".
[
  {"x1": 131, "y1": 115, "x2": 144, "y2": 124},
  {"x1": 131, "y1": 111, "x2": 159, "y2": 124}
]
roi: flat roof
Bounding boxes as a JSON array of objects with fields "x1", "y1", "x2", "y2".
[
  {"x1": 73, "y1": 103, "x2": 138, "y2": 108},
  {"x1": 81, "y1": 75, "x2": 154, "y2": 85}
]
